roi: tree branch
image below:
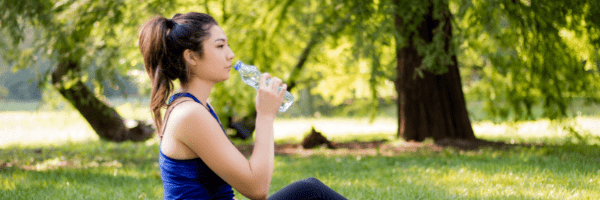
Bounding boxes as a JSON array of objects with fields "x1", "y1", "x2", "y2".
[
  {"x1": 204, "y1": 0, "x2": 212, "y2": 16},
  {"x1": 286, "y1": 35, "x2": 318, "y2": 91},
  {"x1": 222, "y1": 0, "x2": 228, "y2": 22}
]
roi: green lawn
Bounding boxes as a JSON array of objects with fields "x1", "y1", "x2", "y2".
[
  {"x1": 1, "y1": 99, "x2": 599, "y2": 199},
  {"x1": 1, "y1": 137, "x2": 599, "y2": 199}
]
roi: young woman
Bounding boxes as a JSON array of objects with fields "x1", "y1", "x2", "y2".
[{"x1": 139, "y1": 12, "x2": 347, "y2": 200}]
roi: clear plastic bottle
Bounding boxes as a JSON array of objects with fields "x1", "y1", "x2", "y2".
[{"x1": 234, "y1": 61, "x2": 295, "y2": 112}]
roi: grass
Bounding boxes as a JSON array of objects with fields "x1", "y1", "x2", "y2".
[
  {"x1": 1, "y1": 139, "x2": 599, "y2": 199},
  {"x1": 270, "y1": 145, "x2": 600, "y2": 199},
  {"x1": 0, "y1": 141, "x2": 162, "y2": 199},
  {"x1": 1, "y1": 99, "x2": 600, "y2": 199}
]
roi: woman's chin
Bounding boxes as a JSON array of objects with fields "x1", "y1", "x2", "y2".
[{"x1": 220, "y1": 75, "x2": 230, "y2": 82}]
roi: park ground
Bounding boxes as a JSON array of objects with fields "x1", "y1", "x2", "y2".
[{"x1": 1, "y1": 100, "x2": 599, "y2": 199}]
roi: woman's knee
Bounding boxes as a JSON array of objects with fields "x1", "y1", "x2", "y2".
[
  {"x1": 268, "y1": 177, "x2": 347, "y2": 200},
  {"x1": 297, "y1": 177, "x2": 328, "y2": 190},
  {"x1": 300, "y1": 177, "x2": 322, "y2": 184}
]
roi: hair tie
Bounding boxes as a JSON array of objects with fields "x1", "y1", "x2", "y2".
[{"x1": 168, "y1": 22, "x2": 190, "y2": 44}]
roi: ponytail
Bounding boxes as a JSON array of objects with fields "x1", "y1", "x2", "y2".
[
  {"x1": 139, "y1": 16, "x2": 172, "y2": 135},
  {"x1": 138, "y1": 13, "x2": 218, "y2": 136}
]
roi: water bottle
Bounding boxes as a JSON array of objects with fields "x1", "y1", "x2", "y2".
[{"x1": 234, "y1": 61, "x2": 295, "y2": 112}]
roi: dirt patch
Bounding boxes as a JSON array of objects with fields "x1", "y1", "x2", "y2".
[
  {"x1": 434, "y1": 138, "x2": 510, "y2": 150},
  {"x1": 236, "y1": 138, "x2": 522, "y2": 157},
  {"x1": 236, "y1": 140, "x2": 447, "y2": 157}
]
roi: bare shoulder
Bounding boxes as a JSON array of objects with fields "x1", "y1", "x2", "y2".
[
  {"x1": 160, "y1": 100, "x2": 217, "y2": 159},
  {"x1": 169, "y1": 100, "x2": 208, "y2": 120},
  {"x1": 167, "y1": 100, "x2": 215, "y2": 138},
  {"x1": 166, "y1": 99, "x2": 234, "y2": 154}
]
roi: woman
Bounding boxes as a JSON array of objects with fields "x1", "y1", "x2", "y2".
[{"x1": 139, "y1": 12, "x2": 347, "y2": 200}]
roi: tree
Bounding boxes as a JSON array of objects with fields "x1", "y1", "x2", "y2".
[
  {"x1": 214, "y1": 0, "x2": 478, "y2": 142},
  {"x1": 268, "y1": 0, "x2": 474, "y2": 142},
  {"x1": 1, "y1": 0, "x2": 345, "y2": 141},
  {"x1": 0, "y1": 0, "x2": 171, "y2": 142},
  {"x1": 1, "y1": 0, "x2": 334, "y2": 141},
  {"x1": 393, "y1": 0, "x2": 476, "y2": 141},
  {"x1": 5, "y1": 0, "x2": 598, "y2": 144},
  {"x1": 287, "y1": 0, "x2": 600, "y2": 143},
  {"x1": 391, "y1": 0, "x2": 600, "y2": 142}
]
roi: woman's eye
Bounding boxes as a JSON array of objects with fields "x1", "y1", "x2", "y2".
[{"x1": 218, "y1": 45, "x2": 224, "y2": 48}]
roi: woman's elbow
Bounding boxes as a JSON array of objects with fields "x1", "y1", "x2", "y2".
[
  {"x1": 235, "y1": 175, "x2": 270, "y2": 199},
  {"x1": 243, "y1": 191, "x2": 268, "y2": 200}
]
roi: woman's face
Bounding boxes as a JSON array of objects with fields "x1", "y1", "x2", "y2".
[{"x1": 192, "y1": 25, "x2": 235, "y2": 83}]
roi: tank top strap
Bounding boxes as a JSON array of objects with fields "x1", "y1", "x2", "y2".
[
  {"x1": 167, "y1": 93, "x2": 227, "y2": 136},
  {"x1": 168, "y1": 93, "x2": 202, "y2": 105},
  {"x1": 160, "y1": 99, "x2": 192, "y2": 139}
]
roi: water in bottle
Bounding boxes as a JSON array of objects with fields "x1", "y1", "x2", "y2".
[{"x1": 234, "y1": 61, "x2": 295, "y2": 112}]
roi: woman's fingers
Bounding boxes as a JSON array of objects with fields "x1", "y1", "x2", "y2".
[
  {"x1": 259, "y1": 73, "x2": 271, "y2": 90},
  {"x1": 255, "y1": 73, "x2": 286, "y2": 116},
  {"x1": 279, "y1": 84, "x2": 287, "y2": 98},
  {"x1": 269, "y1": 77, "x2": 282, "y2": 92}
]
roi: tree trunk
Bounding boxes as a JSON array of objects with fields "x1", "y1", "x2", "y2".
[
  {"x1": 51, "y1": 61, "x2": 154, "y2": 142},
  {"x1": 394, "y1": 0, "x2": 476, "y2": 142}
]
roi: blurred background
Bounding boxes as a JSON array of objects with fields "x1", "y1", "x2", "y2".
[
  {"x1": 2, "y1": 0, "x2": 599, "y2": 146},
  {"x1": 2, "y1": 0, "x2": 600, "y2": 199}
]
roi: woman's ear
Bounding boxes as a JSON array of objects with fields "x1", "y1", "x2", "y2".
[{"x1": 183, "y1": 49, "x2": 197, "y2": 66}]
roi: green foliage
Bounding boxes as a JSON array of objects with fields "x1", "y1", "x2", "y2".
[
  {"x1": 455, "y1": 0, "x2": 600, "y2": 121},
  {"x1": 0, "y1": 0, "x2": 452, "y2": 123},
  {"x1": 395, "y1": 0, "x2": 457, "y2": 75},
  {"x1": 194, "y1": 0, "x2": 422, "y2": 123},
  {"x1": 4, "y1": 0, "x2": 600, "y2": 126},
  {"x1": 0, "y1": 0, "x2": 175, "y2": 101}
]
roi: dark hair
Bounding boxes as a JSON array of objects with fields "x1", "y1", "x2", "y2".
[{"x1": 139, "y1": 12, "x2": 218, "y2": 136}]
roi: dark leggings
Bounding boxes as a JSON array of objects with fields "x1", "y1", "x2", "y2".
[{"x1": 267, "y1": 178, "x2": 347, "y2": 200}]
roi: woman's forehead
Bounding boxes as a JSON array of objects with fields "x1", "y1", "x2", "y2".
[{"x1": 209, "y1": 26, "x2": 227, "y2": 41}]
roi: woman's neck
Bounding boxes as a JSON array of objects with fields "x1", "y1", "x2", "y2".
[{"x1": 178, "y1": 78, "x2": 214, "y2": 105}]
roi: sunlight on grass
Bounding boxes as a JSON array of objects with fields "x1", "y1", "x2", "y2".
[
  {"x1": 273, "y1": 117, "x2": 397, "y2": 141},
  {"x1": 473, "y1": 117, "x2": 600, "y2": 144},
  {"x1": 2, "y1": 108, "x2": 600, "y2": 147},
  {"x1": 0, "y1": 102, "x2": 153, "y2": 147},
  {"x1": 0, "y1": 141, "x2": 163, "y2": 199},
  {"x1": 253, "y1": 149, "x2": 599, "y2": 200},
  {"x1": 425, "y1": 164, "x2": 598, "y2": 199},
  {"x1": 1, "y1": 106, "x2": 600, "y2": 199},
  {"x1": 0, "y1": 111, "x2": 99, "y2": 147},
  {"x1": 2, "y1": 133, "x2": 599, "y2": 199}
]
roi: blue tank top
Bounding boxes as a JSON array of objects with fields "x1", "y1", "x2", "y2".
[{"x1": 159, "y1": 93, "x2": 234, "y2": 200}]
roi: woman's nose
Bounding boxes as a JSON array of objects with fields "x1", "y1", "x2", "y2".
[{"x1": 228, "y1": 49, "x2": 235, "y2": 60}]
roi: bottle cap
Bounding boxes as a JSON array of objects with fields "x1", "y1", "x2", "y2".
[{"x1": 234, "y1": 61, "x2": 242, "y2": 71}]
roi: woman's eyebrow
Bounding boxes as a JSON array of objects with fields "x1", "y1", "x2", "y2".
[{"x1": 214, "y1": 38, "x2": 226, "y2": 42}]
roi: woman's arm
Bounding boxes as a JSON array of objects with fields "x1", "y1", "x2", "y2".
[
  {"x1": 249, "y1": 73, "x2": 286, "y2": 198},
  {"x1": 171, "y1": 73, "x2": 285, "y2": 200}
]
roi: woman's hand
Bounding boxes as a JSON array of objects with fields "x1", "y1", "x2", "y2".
[{"x1": 255, "y1": 73, "x2": 286, "y2": 118}]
